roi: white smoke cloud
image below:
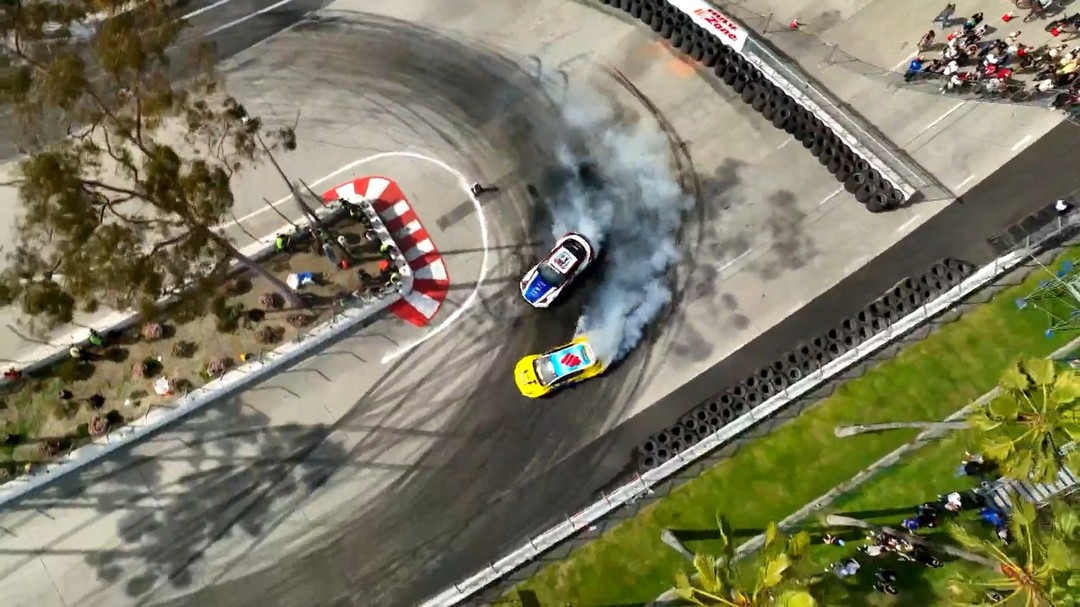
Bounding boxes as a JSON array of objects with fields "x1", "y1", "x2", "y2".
[{"x1": 546, "y1": 88, "x2": 691, "y2": 365}]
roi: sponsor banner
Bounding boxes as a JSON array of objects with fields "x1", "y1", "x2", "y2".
[{"x1": 669, "y1": 0, "x2": 748, "y2": 52}]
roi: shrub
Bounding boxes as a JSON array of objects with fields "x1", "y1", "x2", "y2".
[
  {"x1": 141, "y1": 322, "x2": 164, "y2": 341},
  {"x1": 171, "y1": 340, "x2": 196, "y2": 358},
  {"x1": 105, "y1": 409, "x2": 124, "y2": 426},
  {"x1": 51, "y1": 400, "x2": 78, "y2": 420},
  {"x1": 211, "y1": 297, "x2": 244, "y2": 333},
  {"x1": 205, "y1": 358, "x2": 230, "y2": 377},
  {"x1": 227, "y1": 277, "x2": 252, "y2": 295},
  {"x1": 38, "y1": 437, "x2": 70, "y2": 459},
  {"x1": 172, "y1": 377, "x2": 193, "y2": 393},
  {"x1": 256, "y1": 325, "x2": 283, "y2": 345},
  {"x1": 89, "y1": 415, "x2": 108, "y2": 437},
  {"x1": 53, "y1": 358, "x2": 85, "y2": 383},
  {"x1": 287, "y1": 313, "x2": 314, "y2": 328},
  {"x1": 260, "y1": 291, "x2": 283, "y2": 311}
]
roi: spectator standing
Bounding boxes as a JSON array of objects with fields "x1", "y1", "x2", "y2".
[
  {"x1": 919, "y1": 29, "x2": 937, "y2": 51},
  {"x1": 934, "y1": 3, "x2": 957, "y2": 28},
  {"x1": 962, "y1": 13, "x2": 983, "y2": 36},
  {"x1": 905, "y1": 56, "x2": 925, "y2": 81}
]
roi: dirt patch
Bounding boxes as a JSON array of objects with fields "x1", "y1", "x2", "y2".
[{"x1": 0, "y1": 211, "x2": 392, "y2": 480}]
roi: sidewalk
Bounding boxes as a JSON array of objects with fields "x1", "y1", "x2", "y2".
[
  {"x1": 715, "y1": 0, "x2": 1065, "y2": 200},
  {"x1": 0, "y1": 150, "x2": 349, "y2": 371},
  {"x1": 730, "y1": 332, "x2": 1080, "y2": 560}
]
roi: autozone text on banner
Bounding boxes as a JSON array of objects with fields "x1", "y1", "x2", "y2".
[{"x1": 668, "y1": 0, "x2": 748, "y2": 52}]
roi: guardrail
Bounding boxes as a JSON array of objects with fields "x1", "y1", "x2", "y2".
[
  {"x1": 740, "y1": 36, "x2": 933, "y2": 197},
  {"x1": 658, "y1": 0, "x2": 926, "y2": 201},
  {"x1": 418, "y1": 213, "x2": 1080, "y2": 605}
]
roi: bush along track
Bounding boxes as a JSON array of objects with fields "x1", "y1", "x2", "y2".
[
  {"x1": 0, "y1": 206, "x2": 403, "y2": 486},
  {"x1": 599, "y1": 0, "x2": 908, "y2": 213}
]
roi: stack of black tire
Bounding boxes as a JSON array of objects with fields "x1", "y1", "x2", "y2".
[
  {"x1": 637, "y1": 258, "x2": 976, "y2": 470},
  {"x1": 598, "y1": 0, "x2": 907, "y2": 213}
]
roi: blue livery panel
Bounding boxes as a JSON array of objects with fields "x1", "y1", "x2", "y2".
[
  {"x1": 547, "y1": 343, "x2": 593, "y2": 379},
  {"x1": 523, "y1": 273, "x2": 552, "y2": 303}
]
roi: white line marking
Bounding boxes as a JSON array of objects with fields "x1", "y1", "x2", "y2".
[
  {"x1": 923, "y1": 101, "x2": 965, "y2": 132},
  {"x1": 403, "y1": 239, "x2": 436, "y2": 262},
  {"x1": 204, "y1": 0, "x2": 297, "y2": 36},
  {"x1": 819, "y1": 186, "x2": 844, "y2": 207},
  {"x1": 180, "y1": 0, "x2": 238, "y2": 21},
  {"x1": 714, "y1": 249, "x2": 753, "y2": 273},
  {"x1": 389, "y1": 200, "x2": 411, "y2": 219},
  {"x1": 226, "y1": 158, "x2": 381, "y2": 228},
  {"x1": 776, "y1": 139, "x2": 791, "y2": 151},
  {"x1": 382, "y1": 155, "x2": 490, "y2": 364},
  {"x1": 415, "y1": 259, "x2": 449, "y2": 282},
  {"x1": 223, "y1": 151, "x2": 489, "y2": 364},
  {"x1": 394, "y1": 220, "x2": 423, "y2": 240},
  {"x1": 893, "y1": 51, "x2": 918, "y2": 70},
  {"x1": 844, "y1": 255, "x2": 871, "y2": 274},
  {"x1": 1011, "y1": 134, "x2": 1034, "y2": 152},
  {"x1": 404, "y1": 291, "x2": 441, "y2": 319},
  {"x1": 895, "y1": 215, "x2": 922, "y2": 233},
  {"x1": 954, "y1": 174, "x2": 977, "y2": 192}
]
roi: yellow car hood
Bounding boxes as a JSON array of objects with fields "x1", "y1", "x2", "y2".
[{"x1": 514, "y1": 356, "x2": 547, "y2": 398}]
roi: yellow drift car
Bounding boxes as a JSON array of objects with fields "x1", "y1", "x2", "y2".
[{"x1": 514, "y1": 336, "x2": 605, "y2": 398}]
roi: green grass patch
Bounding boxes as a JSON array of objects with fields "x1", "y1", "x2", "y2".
[
  {"x1": 508, "y1": 252, "x2": 1079, "y2": 606},
  {"x1": 791, "y1": 431, "x2": 989, "y2": 607}
]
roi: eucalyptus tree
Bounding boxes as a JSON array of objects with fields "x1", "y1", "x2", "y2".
[{"x1": 0, "y1": 0, "x2": 303, "y2": 329}]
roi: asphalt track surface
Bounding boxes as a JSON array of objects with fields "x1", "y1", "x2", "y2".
[
  {"x1": 151, "y1": 4, "x2": 1080, "y2": 607},
  {"x1": 5, "y1": 2, "x2": 1080, "y2": 606}
]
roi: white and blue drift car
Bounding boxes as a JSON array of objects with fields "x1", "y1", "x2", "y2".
[{"x1": 520, "y1": 232, "x2": 595, "y2": 308}]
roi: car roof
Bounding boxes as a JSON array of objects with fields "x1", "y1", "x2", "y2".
[{"x1": 546, "y1": 342, "x2": 594, "y2": 378}]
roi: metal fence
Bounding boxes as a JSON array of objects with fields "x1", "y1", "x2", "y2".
[
  {"x1": 711, "y1": 0, "x2": 1079, "y2": 112},
  {"x1": 739, "y1": 35, "x2": 936, "y2": 196},
  {"x1": 420, "y1": 205, "x2": 1080, "y2": 606}
]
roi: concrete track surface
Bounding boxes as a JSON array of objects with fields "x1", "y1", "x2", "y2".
[{"x1": 0, "y1": 1, "x2": 1077, "y2": 606}]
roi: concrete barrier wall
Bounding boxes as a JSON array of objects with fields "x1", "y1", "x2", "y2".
[{"x1": 0, "y1": 197, "x2": 411, "y2": 507}]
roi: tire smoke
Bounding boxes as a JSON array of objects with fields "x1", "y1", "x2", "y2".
[{"x1": 547, "y1": 89, "x2": 691, "y2": 365}]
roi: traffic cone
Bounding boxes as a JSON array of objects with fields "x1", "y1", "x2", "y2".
[
  {"x1": 789, "y1": 18, "x2": 801, "y2": 30},
  {"x1": 1001, "y1": 11, "x2": 1014, "y2": 22}
]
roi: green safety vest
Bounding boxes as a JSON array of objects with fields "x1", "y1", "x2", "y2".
[{"x1": 275, "y1": 237, "x2": 286, "y2": 251}]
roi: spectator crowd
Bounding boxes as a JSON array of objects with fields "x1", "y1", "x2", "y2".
[{"x1": 903, "y1": 3, "x2": 1080, "y2": 113}]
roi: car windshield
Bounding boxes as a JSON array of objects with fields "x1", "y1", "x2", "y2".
[
  {"x1": 534, "y1": 356, "x2": 558, "y2": 386},
  {"x1": 537, "y1": 262, "x2": 567, "y2": 286}
]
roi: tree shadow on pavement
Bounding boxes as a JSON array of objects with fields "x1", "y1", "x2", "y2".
[{"x1": 6, "y1": 395, "x2": 350, "y2": 602}]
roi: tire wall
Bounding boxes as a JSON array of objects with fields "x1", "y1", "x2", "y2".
[
  {"x1": 601, "y1": 0, "x2": 912, "y2": 213},
  {"x1": 637, "y1": 259, "x2": 976, "y2": 470}
]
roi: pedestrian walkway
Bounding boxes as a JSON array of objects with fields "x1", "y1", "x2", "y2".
[{"x1": 980, "y1": 446, "x2": 1078, "y2": 511}]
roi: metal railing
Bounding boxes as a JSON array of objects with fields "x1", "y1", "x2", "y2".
[
  {"x1": 713, "y1": 0, "x2": 1078, "y2": 112},
  {"x1": 0, "y1": 197, "x2": 409, "y2": 507},
  {"x1": 741, "y1": 35, "x2": 935, "y2": 195},
  {"x1": 420, "y1": 210, "x2": 1080, "y2": 606}
]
